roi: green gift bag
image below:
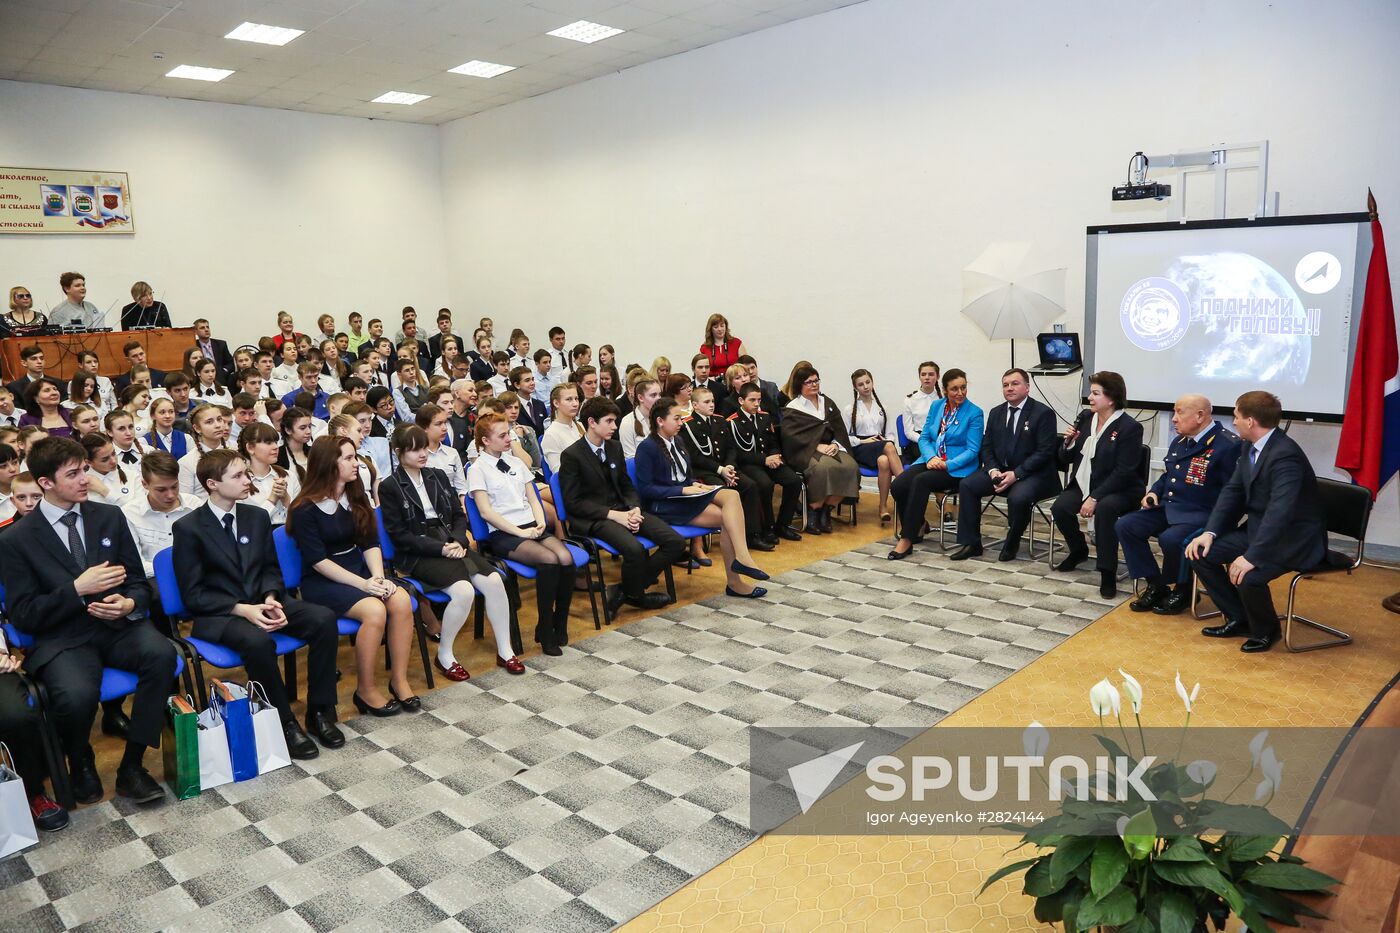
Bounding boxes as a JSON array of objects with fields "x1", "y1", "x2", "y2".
[{"x1": 162, "y1": 695, "x2": 201, "y2": 800}]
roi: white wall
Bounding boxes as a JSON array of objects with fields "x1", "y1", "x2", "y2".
[
  {"x1": 0, "y1": 79, "x2": 449, "y2": 349},
  {"x1": 438, "y1": 0, "x2": 1400, "y2": 543}
]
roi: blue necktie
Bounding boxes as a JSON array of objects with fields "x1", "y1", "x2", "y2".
[{"x1": 1249, "y1": 446, "x2": 1258, "y2": 466}]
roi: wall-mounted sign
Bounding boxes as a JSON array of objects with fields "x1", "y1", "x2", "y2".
[{"x1": 0, "y1": 167, "x2": 134, "y2": 234}]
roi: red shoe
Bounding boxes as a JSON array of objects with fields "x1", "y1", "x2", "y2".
[
  {"x1": 30, "y1": 793, "x2": 70, "y2": 832},
  {"x1": 434, "y1": 657, "x2": 470, "y2": 681},
  {"x1": 497, "y1": 655, "x2": 525, "y2": 675}
]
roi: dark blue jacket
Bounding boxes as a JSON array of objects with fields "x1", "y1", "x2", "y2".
[{"x1": 1150, "y1": 422, "x2": 1242, "y2": 526}]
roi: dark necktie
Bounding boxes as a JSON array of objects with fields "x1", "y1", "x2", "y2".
[
  {"x1": 496, "y1": 458, "x2": 511, "y2": 474},
  {"x1": 222, "y1": 513, "x2": 242, "y2": 568},
  {"x1": 121, "y1": 449, "x2": 139, "y2": 465},
  {"x1": 596, "y1": 446, "x2": 606, "y2": 464},
  {"x1": 204, "y1": 388, "x2": 217, "y2": 397},
  {"x1": 1007, "y1": 406, "x2": 1020, "y2": 434},
  {"x1": 60, "y1": 511, "x2": 86, "y2": 567},
  {"x1": 1249, "y1": 446, "x2": 1258, "y2": 466},
  {"x1": 667, "y1": 442, "x2": 686, "y2": 480}
]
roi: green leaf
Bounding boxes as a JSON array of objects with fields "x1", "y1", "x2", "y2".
[
  {"x1": 1240, "y1": 903, "x2": 1278, "y2": 933},
  {"x1": 1242, "y1": 862, "x2": 1342, "y2": 892},
  {"x1": 1079, "y1": 886, "x2": 1138, "y2": 928},
  {"x1": 1193, "y1": 801, "x2": 1292, "y2": 836},
  {"x1": 1122, "y1": 806, "x2": 1157, "y2": 861},
  {"x1": 1117, "y1": 917, "x2": 1155, "y2": 933},
  {"x1": 1025, "y1": 859, "x2": 1070, "y2": 898},
  {"x1": 1048, "y1": 835, "x2": 1098, "y2": 888},
  {"x1": 1223, "y1": 834, "x2": 1282, "y2": 862},
  {"x1": 1090, "y1": 838, "x2": 1129, "y2": 898},
  {"x1": 1095, "y1": 733, "x2": 1129, "y2": 760},
  {"x1": 1159, "y1": 890, "x2": 1198, "y2": 933},
  {"x1": 978, "y1": 857, "x2": 1041, "y2": 896},
  {"x1": 1032, "y1": 885, "x2": 1075, "y2": 923},
  {"x1": 1157, "y1": 836, "x2": 1211, "y2": 862}
]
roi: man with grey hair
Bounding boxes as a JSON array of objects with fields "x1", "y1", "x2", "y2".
[{"x1": 1116, "y1": 393, "x2": 1242, "y2": 615}]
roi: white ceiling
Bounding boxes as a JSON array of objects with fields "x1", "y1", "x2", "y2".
[{"x1": 0, "y1": 0, "x2": 867, "y2": 125}]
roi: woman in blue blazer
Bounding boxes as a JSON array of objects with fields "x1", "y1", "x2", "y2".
[{"x1": 888, "y1": 368, "x2": 983, "y2": 559}]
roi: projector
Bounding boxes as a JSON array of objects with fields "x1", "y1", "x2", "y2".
[{"x1": 1113, "y1": 182, "x2": 1172, "y2": 201}]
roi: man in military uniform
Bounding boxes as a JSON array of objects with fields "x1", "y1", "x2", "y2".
[
  {"x1": 1116, "y1": 394, "x2": 1241, "y2": 614},
  {"x1": 680, "y1": 387, "x2": 772, "y2": 551},
  {"x1": 728, "y1": 382, "x2": 803, "y2": 541}
]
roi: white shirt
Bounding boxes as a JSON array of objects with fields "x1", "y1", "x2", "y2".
[
  {"x1": 318, "y1": 371, "x2": 343, "y2": 395},
  {"x1": 247, "y1": 463, "x2": 300, "y2": 526},
  {"x1": 549, "y1": 346, "x2": 570, "y2": 375},
  {"x1": 193, "y1": 383, "x2": 232, "y2": 407},
  {"x1": 407, "y1": 470, "x2": 437, "y2": 520},
  {"x1": 786, "y1": 395, "x2": 824, "y2": 418},
  {"x1": 88, "y1": 465, "x2": 143, "y2": 506},
  {"x1": 0, "y1": 409, "x2": 19, "y2": 427},
  {"x1": 467, "y1": 451, "x2": 535, "y2": 527},
  {"x1": 425, "y1": 443, "x2": 468, "y2": 497},
  {"x1": 850, "y1": 397, "x2": 886, "y2": 439},
  {"x1": 1251, "y1": 428, "x2": 1275, "y2": 464},
  {"x1": 541, "y1": 419, "x2": 583, "y2": 473},
  {"x1": 269, "y1": 364, "x2": 300, "y2": 399},
  {"x1": 905, "y1": 387, "x2": 940, "y2": 437},
  {"x1": 533, "y1": 367, "x2": 559, "y2": 407},
  {"x1": 123, "y1": 493, "x2": 202, "y2": 576},
  {"x1": 39, "y1": 498, "x2": 87, "y2": 554},
  {"x1": 619, "y1": 410, "x2": 651, "y2": 459},
  {"x1": 0, "y1": 492, "x2": 12, "y2": 522},
  {"x1": 205, "y1": 499, "x2": 237, "y2": 539},
  {"x1": 178, "y1": 442, "x2": 225, "y2": 498},
  {"x1": 488, "y1": 373, "x2": 509, "y2": 396}
]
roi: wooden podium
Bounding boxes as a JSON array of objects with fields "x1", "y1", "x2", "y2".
[{"x1": 0, "y1": 328, "x2": 196, "y2": 382}]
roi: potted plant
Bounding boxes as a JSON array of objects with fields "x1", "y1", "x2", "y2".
[{"x1": 982, "y1": 671, "x2": 1340, "y2": 932}]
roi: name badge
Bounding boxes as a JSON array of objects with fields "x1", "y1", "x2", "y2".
[
  {"x1": 239, "y1": 535, "x2": 249, "y2": 545},
  {"x1": 100, "y1": 537, "x2": 112, "y2": 547}
]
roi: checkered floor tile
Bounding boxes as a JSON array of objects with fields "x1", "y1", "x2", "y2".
[{"x1": 0, "y1": 535, "x2": 1121, "y2": 932}]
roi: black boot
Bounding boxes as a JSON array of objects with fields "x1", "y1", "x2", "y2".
[
  {"x1": 1099, "y1": 571, "x2": 1117, "y2": 599},
  {"x1": 818, "y1": 506, "x2": 834, "y2": 533},
  {"x1": 806, "y1": 508, "x2": 825, "y2": 534}
]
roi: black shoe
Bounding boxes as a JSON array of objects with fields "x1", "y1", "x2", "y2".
[
  {"x1": 70, "y1": 757, "x2": 103, "y2": 805},
  {"x1": 605, "y1": 584, "x2": 625, "y2": 618},
  {"x1": 818, "y1": 508, "x2": 834, "y2": 533},
  {"x1": 306, "y1": 710, "x2": 345, "y2": 749},
  {"x1": 1129, "y1": 583, "x2": 1169, "y2": 613},
  {"x1": 542, "y1": 644, "x2": 563, "y2": 657},
  {"x1": 998, "y1": 543, "x2": 1020, "y2": 562},
  {"x1": 282, "y1": 719, "x2": 319, "y2": 760},
  {"x1": 100, "y1": 708, "x2": 130, "y2": 739},
  {"x1": 1242, "y1": 633, "x2": 1278, "y2": 653},
  {"x1": 1099, "y1": 572, "x2": 1117, "y2": 599},
  {"x1": 352, "y1": 692, "x2": 402, "y2": 717},
  {"x1": 949, "y1": 544, "x2": 982, "y2": 561},
  {"x1": 115, "y1": 766, "x2": 165, "y2": 804},
  {"x1": 887, "y1": 547, "x2": 912, "y2": 561},
  {"x1": 805, "y1": 509, "x2": 825, "y2": 534},
  {"x1": 760, "y1": 533, "x2": 780, "y2": 547},
  {"x1": 725, "y1": 585, "x2": 767, "y2": 599},
  {"x1": 388, "y1": 684, "x2": 422, "y2": 712},
  {"x1": 1054, "y1": 549, "x2": 1089, "y2": 572},
  {"x1": 673, "y1": 557, "x2": 701, "y2": 570},
  {"x1": 1151, "y1": 590, "x2": 1190, "y2": 616},
  {"x1": 748, "y1": 537, "x2": 776, "y2": 552},
  {"x1": 731, "y1": 560, "x2": 769, "y2": 581},
  {"x1": 776, "y1": 525, "x2": 802, "y2": 542},
  {"x1": 636, "y1": 592, "x2": 671, "y2": 610},
  {"x1": 1201, "y1": 617, "x2": 1249, "y2": 638}
]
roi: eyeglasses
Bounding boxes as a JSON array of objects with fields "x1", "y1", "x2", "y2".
[
  {"x1": 803, "y1": 378, "x2": 821, "y2": 387},
  {"x1": 14, "y1": 294, "x2": 30, "y2": 300}
]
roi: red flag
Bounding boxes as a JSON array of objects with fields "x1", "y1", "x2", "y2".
[{"x1": 1336, "y1": 190, "x2": 1400, "y2": 498}]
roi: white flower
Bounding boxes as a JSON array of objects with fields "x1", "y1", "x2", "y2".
[
  {"x1": 1185, "y1": 760, "x2": 1217, "y2": 785},
  {"x1": 1090, "y1": 678, "x2": 1121, "y2": 717},
  {"x1": 1119, "y1": 669, "x2": 1143, "y2": 715},
  {"x1": 1249, "y1": 730, "x2": 1270, "y2": 769},
  {"x1": 1255, "y1": 746, "x2": 1284, "y2": 800},
  {"x1": 1115, "y1": 815, "x2": 1129, "y2": 837},
  {"x1": 1022, "y1": 721, "x2": 1049, "y2": 758},
  {"x1": 1174, "y1": 672, "x2": 1200, "y2": 713}
]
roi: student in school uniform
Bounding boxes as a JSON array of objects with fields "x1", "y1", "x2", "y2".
[
  {"x1": 239, "y1": 422, "x2": 299, "y2": 527},
  {"x1": 191, "y1": 359, "x2": 233, "y2": 408},
  {"x1": 82, "y1": 432, "x2": 143, "y2": 507},
  {"x1": 278, "y1": 406, "x2": 314, "y2": 483},
  {"x1": 509, "y1": 367, "x2": 549, "y2": 435},
  {"x1": 888, "y1": 368, "x2": 982, "y2": 560},
  {"x1": 618, "y1": 378, "x2": 660, "y2": 459},
  {"x1": 545, "y1": 326, "x2": 572, "y2": 376},
  {"x1": 903, "y1": 361, "x2": 944, "y2": 462},
  {"x1": 144, "y1": 397, "x2": 193, "y2": 460},
  {"x1": 846, "y1": 369, "x2": 906, "y2": 524},
  {"x1": 178, "y1": 404, "x2": 231, "y2": 499},
  {"x1": 634, "y1": 398, "x2": 768, "y2": 599},
  {"x1": 541, "y1": 383, "x2": 584, "y2": 475},
  {"x1": 414, "y1": 404, "x2": 468, "y2": 497},
  {"x1": 680, "y1": 387, "x2": 772, "y2": 553},
  {"x1": 121, "y1": 451, "x2": 202, "y2": 584}
]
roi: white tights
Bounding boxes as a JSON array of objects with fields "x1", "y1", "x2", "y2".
[{"x1": 436, "y1": 574, "x2": 512, "y2": 666}]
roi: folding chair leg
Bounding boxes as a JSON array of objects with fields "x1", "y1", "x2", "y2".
[
  {"x1": 284, "y1": 650, "x2": 298, "y2": 704},
  {"x1": 412, "y1": 601, "x2": 435, "y2": 689},
  {"x1": 582, "y1": 562, "x2": 602, "y2": 630},
  {"x1": 20, "y1": 675, "x2": 74, "y2": 810},
  {"x1": 1191, "y1": 576, "x2": 1221, "y2": 620},
  {"x1": 1283, "y1": 573, "x2": 1353, "y2": 652},
  {"x1": 474, "y1": 594, "x2": 485, "y2": 639},
  {"x1": 662, "y1": 564, "x2": 677, "y2": 604}
]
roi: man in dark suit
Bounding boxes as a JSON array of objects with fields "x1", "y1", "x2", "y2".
[
  {"x1": 192, "y1": 318, "x2": 235, "y2": 383},
  {"x1": 427, "y1": 310, "x2": 464, "y2": 363},
  {"x1": 559, "y1": 397, "x2": 685, "y2": 617},
  {"x1": 0, "y1": 437, "x2": 175, "y2": 804},
  {"x1": 113, "y1": 340, "x2": 166, "y2": 393},
  {"x1": 172, "y1": 449, "x2": 343, "y2": 757},
  {"x1": 509, "y1": 367, "x2": 549, "y2": 434},
  {"x1": 1118, "y1": 394, "x2": 1242, "y2": 615},
  {"x1": 6, "y1": 345, "x2": 67, "y2": 401},
  {"x1": 1186, "y1": 391, "x2": 1327, "y2": 653},
  {"x1": 951, "y1": 368, "x2": 1061, "y2": 561}
]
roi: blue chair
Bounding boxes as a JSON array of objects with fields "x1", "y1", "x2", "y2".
[
  {"x1": 896, "y1": 414, "x2": 911, "y2": 455},
  {"x1": 624, "y1": 458, "x2": 712, "y2": 573},
  {"x1": 2, "y1": 583, "x2": 189, "y2": 810},
  {"x1": 153, "y1": 548, "x2": 306, "y2": 709},
  {"x1": 547, "y1": 470, "x2": 675, "y2": 621},
  {"x1": 462, "y1": 486, "x2": 600, "y2": 633}
]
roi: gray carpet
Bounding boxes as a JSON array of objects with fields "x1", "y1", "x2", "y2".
[{"x1": 0, "y1": 538, "x2": 1121, "y2": 932}]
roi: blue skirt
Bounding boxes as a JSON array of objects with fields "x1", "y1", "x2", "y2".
[
  {"x1": 645, "y1": 488, "x2": 717, "y2": 524},
  {"x1": 300, "y1": 549, "x2": 373, "y2": 617},
  {"x1": 851, "y1": 440, "x2": 887, "y2": 470}
]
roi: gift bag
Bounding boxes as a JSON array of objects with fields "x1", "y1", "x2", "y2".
[
  {"x1": 210, "y1": 679, "x2": 258, "y2": 782},
  {"x1": 161, "y1": 695, "x2": 202, "y2": 800},
  {"x1": 0, "y1": 742, "x2": 40, "y2": 857},
  {"x1": 195, "y1": 699, "x2": 233, "y2": 790},
  {"x1": 247, "y1": 682, "x2": 291, "y2": 776}
]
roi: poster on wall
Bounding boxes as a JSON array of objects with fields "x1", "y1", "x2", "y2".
[{"x1": 0, "y1": 167, "x2": 133, "y2": 234}]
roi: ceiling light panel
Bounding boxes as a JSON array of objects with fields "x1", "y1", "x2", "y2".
[
  {"x1": 371, "y1": 90, "x2": 430, "y2": 104},
  {"x1": 225, "y1": 22, "x2": 305, "y2": 46},
  {"x1": 165, "y1": 65, "x2": 234, "y2": 82},
  {"x1": 546, "y1": 20, "x2": 625, "y2": 43},
  {"x1": 448, "y1": 60, "x2": 516, "y2": 78}
]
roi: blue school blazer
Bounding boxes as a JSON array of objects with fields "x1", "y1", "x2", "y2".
[{"x1": 913, "y1": 399, "x2": 984, "y2": 476}]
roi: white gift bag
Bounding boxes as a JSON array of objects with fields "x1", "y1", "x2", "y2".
[
  {"x1": 0, "y1": 742, "x2": 39, "y2": 857},
  {"x1": 196, "y1": 703, "x2": 234, "y2": 790},
  {"x1": 247, "y1": 682, "x2": 291, "y2": 775}
]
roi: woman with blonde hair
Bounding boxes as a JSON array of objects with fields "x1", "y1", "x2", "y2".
[
  {"x1": 648, "y1": 357, "x2": 672, "y2": 385},
  {"x1": 2, "y1": 285, "x2": 48, "y2": 337}
]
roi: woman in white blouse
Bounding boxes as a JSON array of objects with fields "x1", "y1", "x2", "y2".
[
  {"x1": 191, "y1": 359, "x2": 232, "y2": 407},
  {"x1": 847, "y1": 369, "x2": 906, "y2": 523},
  {"x1": 329, "y1": 413, "x2": 380, "y2": 505},
  {"x1": 540, "y1": 382, "x2": 584, "y2": 474},
  {"x1": 415, "y1": 403, "x2": 467, "y2": 497},
  {"x1": 178, "y1": 404, "x2": 230, "y2": 498},
  {"x1": 81, "y1": 432, "x2": 142, "y2": 505},
  {"x1": 618, "y1": 378, "x2": 660, "y2": 459},
  {"x1": 239, "y1": 421, "x2": 299, "y2": 525},
  {"x1": 468, "y1": 413, "x2": 577, "y2": 657}
]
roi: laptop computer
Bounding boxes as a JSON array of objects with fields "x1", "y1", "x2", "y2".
[{"x1": 1031, "y1": 332, "x2": 1083, "y2": 374}]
